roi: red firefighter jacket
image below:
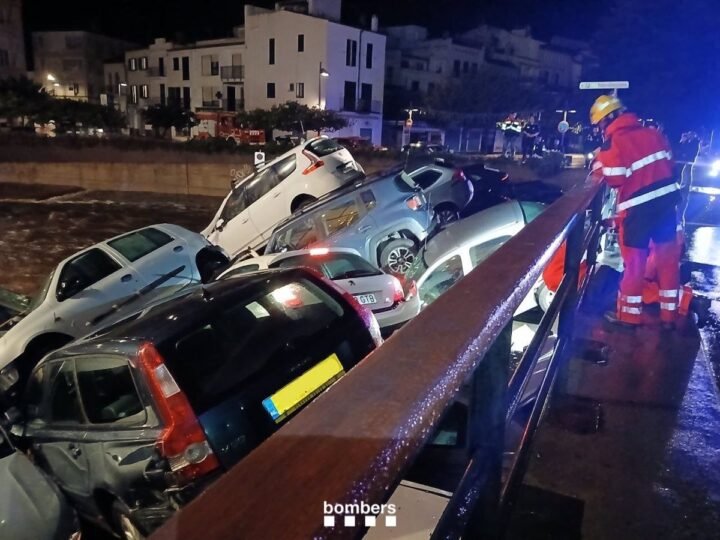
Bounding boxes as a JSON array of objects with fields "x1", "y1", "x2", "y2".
[{"x1": 597, "y1": 113, "x2": 676, "y2": 212}]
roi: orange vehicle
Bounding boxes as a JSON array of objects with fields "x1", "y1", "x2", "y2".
[{"x1": 195, "y1": 111, "x2": 266, "y2": 145}]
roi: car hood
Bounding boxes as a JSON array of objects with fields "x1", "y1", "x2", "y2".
[{"x1": 0, "y1": 452, "x2": 75, "y2": 540}]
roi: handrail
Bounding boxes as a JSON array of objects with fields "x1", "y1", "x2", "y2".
[{"x1": 152, "y1": 178, "x2": 603, "y2": 540}]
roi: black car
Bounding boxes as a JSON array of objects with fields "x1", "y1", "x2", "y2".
[{"x1": 9, "y1": 268, "x2": 381, "y2": 539}]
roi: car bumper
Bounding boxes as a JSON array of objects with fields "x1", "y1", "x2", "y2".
[{"x1": 373, "y1": 295, "x2": 421, "y2": 332}]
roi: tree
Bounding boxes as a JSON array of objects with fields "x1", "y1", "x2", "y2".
[
  {"x1": 0, "y1": 77, "x2": 51, "y2": 126},
  {"x1": 235, "y1": 102, "x2": 347, "y2": 140},
  {"x1": 592, "y1": 0, "x2": 720, "y2": 134},
  {"x1": 142, "y1": 104, "x2": 197, "y2": 138}
]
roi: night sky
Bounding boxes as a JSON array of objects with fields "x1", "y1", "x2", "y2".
[{"x1": 23, "y1": 0, "x2": 603, "y2": 45}]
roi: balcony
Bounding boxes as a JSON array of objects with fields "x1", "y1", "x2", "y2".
[
  {"x1": 220, "y1": 65, "x2": 244, "y2": 81},
  {"x1": 342, "y1": 98, "x2": 383, "y2": 114},
  {"x1": 201, "y1": 100, "x2": 221, "y2": 109},
  {"x1": 146, "y1": 66, "x2": 165, "y2": 77}
]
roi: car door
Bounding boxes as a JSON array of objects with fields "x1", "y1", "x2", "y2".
[
  {"x1": 248, "y1": 154, "x2": 298, "y2": 242},
  {"x1": 106, "y1": 227, "x2": 194, "y2": 304},
  {"x1": 22, "y1": 360, "x2": 94, "y2": 513},
  {"x1": 417, "y1": 253, "x2": 465, "y2": 309},
  {"x1": 54, "y1": 247, "x2": 141, "y2": 332},
  {"x1": 212, "y1": 183, "x2": 262, "y2": 256}
]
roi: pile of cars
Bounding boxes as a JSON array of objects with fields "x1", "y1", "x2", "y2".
[{"x1": 0, "y1": 136, "x2": 554, "y2": 539}]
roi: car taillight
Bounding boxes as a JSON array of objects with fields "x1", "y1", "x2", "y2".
[
  {"x1": 452, "y1": 169, "x2": 467, "y2": 183},
  {"x1": 500, "y1": 173, "x2": 509, "y2": 182},
  {"x1": 302, "y1": 150, "x2": 325, "y2": 175},
  {"x1": 406, "y1": 194, "x2": 424, "y2": 211},
  {"x1": 310, "y1": 247, "x2": 330, "y2": 256},
  {"x1": 391, "y1": 275, "x2": 405, "y2": 303},
  {"x1": 137, "y1": 343, "x2": 220, "y2": 484}
]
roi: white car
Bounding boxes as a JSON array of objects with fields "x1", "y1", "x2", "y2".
[
  {"x1": 0, "y1": 224, "x2": 229, "y2": 393},
  {"x1": 203, "y1": 137, "x2": 365, "y2": 256},
  {"x1": 217, "y1": 247, "x2": 419, "y2": 333},
  {"x1": 406, "y1": 200, "x2": 547, "y2": 313}
]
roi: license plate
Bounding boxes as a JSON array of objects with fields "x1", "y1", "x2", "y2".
[
  {"x1": 261, "y1": 353, "x2": 345, "y2": 424},
  {"x1": 354, "y1": 294, "x2": 376, "y2": 305}
]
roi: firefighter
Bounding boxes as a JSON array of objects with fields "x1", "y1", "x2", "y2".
[{"x1": 590, "y1": 95, "x2": 681, "y2": 329}]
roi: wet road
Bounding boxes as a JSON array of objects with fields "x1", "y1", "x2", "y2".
[{"x1": 0, "y1": 186, "x2": 220, "y2": 296}]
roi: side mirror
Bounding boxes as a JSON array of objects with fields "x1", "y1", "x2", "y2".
[
  {"x1": 3, "y1": 406, "x2": 21, "y2": 426},
  {"x1": 215, "y1": 218, "x2": 226, "y2": 232},
  {"x1": 56, "y1": 275, "x2": 84, "y2": 301}
]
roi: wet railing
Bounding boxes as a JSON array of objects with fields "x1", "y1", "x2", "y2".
[{"x1": 152, "y1": 178, "x2": 604, "y2": 540}]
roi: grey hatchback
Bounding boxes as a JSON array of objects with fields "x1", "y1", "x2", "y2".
[
  {"x1": 265, "y1": 170, "x2": 436, "y2": 274},
  {"x1": 404, "y1": 158, "x2": 474, "y2": 225}
]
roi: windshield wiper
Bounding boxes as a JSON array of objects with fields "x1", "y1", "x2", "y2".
[{"x1": 334, "y1": 270, "x2": 381, "y2": 279}]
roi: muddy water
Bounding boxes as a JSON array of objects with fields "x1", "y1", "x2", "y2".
[{"x1": 0, "y1": 188, "x2": 221, "y2": 296}]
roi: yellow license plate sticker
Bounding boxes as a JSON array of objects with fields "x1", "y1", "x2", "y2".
[{"x1": 262, "y1": 353, "x2": 345, "y2": 423}]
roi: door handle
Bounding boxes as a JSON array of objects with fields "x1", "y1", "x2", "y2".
[
  {"x1": 241, "y1": 218, "x2": 250, "y2": 224},
  {"x1": 273, "y1": 192, "x2": 282, "y2": 198},
  {"x1": 173, "y1": 245, "x2": 184, "y2": 253},
  {"x1": 358, "y1": 225, "x2": 373, "y2": 233},
  {"x1": 68, "y1": 443, "x2": 82, "y2": 458},
  {"x1": 121, "y1": 274, "x2": 132, "y2": 283}
]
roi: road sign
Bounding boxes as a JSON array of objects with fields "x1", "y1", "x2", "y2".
[
  {"x1": 579, "y1": 81, "x2": 630, "y2": 90},
  {"x1": 558, "y1": 120, "x2": 570, "y2": 134},
  {"x1": 405, "y1": 118, "x2": 413, "y2": 128},
  {"x1": 254, "y1": 151, "x2": 266, "y2": 167}
]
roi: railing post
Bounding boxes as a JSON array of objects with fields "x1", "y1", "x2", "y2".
[{"x1": 465, "y1": 322, "x2": 512, "y2": 539}]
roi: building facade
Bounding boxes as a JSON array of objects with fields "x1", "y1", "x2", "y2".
[
  {"x1": 112, "y1": 0, "x2": 386, "y2": 145},
  {"x1": 0, "y1": 0, "x2": 26, "y2": 79},
  {"x1": 32, "y1": 31, "x2": 135, "y2": 102}
]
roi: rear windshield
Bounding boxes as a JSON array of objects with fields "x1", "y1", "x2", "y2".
[
  {"x1": 272, "y1": 253, "x2": 382, "y2": 280},
  {"x1": 305, "y1": 138, "x2": 345, "y2": 158},
  {"x1": 394, "y1": 172, "x2": 418, "y2": 193},
  {"x1": 158, "y1": 277, "x2": 353, "y2": 415}
]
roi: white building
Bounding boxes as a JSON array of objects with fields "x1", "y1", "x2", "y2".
[
  {"x1": 0, "y1": 0, "x2": 26, "y2": 79},
  {"x1": 113, "y1": 0, "x2": 386, "y2": 145}
]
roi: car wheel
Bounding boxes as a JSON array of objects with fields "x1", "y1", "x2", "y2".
[
  {"x1": 112, "y1": 500, "x2": 145, "y2": 540},
  {"x1": 536, "y1": 283, "x2": 555, "y2": 312},
  {"x1": 380, "y1": 239, "x2": 417, "y2": 275},
  {"x1": 292, "y1": 196, "x2": 317, "y2": 213},
  {"x1": 435, "y1": 205, "x2": 460, "y2": 225}
]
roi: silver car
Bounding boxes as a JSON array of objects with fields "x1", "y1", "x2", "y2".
[
  {"x1": 265, "y1": 170, "x2": 435, "y2": 275},
  {"x1": 404, "y1": 158, "x2": 474, "y2": 225},
  {"x1": 217, "y1": 247, "x2": 420, "y2": 334}
]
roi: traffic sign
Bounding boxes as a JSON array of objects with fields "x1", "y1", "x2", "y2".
[
  {"x1": 579, "y1": 81, "x2": 630, "y2": 90},
  {"x1": 557, "y1": 121, "x2": 570, "y2": 134},
  {"x1": 254, "y1": 151, "x2": 266, "y2": 167}
]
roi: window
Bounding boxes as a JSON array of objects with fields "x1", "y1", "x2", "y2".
[
  {"x1": 243, "y1": 155, "x2": 297, "y2": 206},
  {"x1": 130, "y1": 84, "x2": 138, "y2": 104},
  {"x1": 160, "y1": 83, "x2": 166, "y2": 106},
  {"x1": 269, "y1": 216, "x2": 319, "y2": 252},
  {"x1": 289, "y1": 83, "x2": 295, "y2": 92},
  {"x1": 57, "y1": 248, "x2": 121, "y2": 301},
  {"x1": 222, "y1": 185, "x2": 248, "y2": 222},
  {"x1": 274, "y1": 252, "x2": 381, "y2": 280},
  {"x1": 141, "y1": 84, "x2": 149, "y2": 99},
  {"x1": 48, "y1": 361, "x2": 83, "y2": 424},
  {"x1": 419, "y1": 254, "x2": 464, "y2": 307},
  {"x1": 411, "y1": 80, "x2": 420, "y2": 91},
  {"x1": 295, "y1": 82, "x2": 304, "y2": 98},
  {"x1": 0, "y1": 49, "x2": 8, "y2": 67},
  {"x1": 182, "y1": 57, "x2": 190, "y2": 81},
  {"x1": 128, "y1": 57, "x2": 137, "y2": 71},
  {"x1": 202, "y1": 86, "x2": 221, "y2": 106},
  {"x1": 157, "y1": 277, "x2": 348, "y2": 419},
  {"x1": 298, "y1": 34, "x2": 304, "y2": 52},
  {"x1": 107, "y1": 227, "x2": 173, "y2": 262},
  {"x1": 463, "y1": 61, "x2": 469, "y2": 73},
  {"x1": 167, "y1": 86, "x2": 181, "y2": 107},
  {"x1": 453, "y1": 59, "x2": 460, "y2": 77},
  {"x1": 343, "y1": 80, "x2": 356, "y2": 111},
  {"x1": 173, "y1": 57, "x2": 180, "y2": 71},
  {"x1": 319, "y1": 199, "x2": 361, "y2": 237},
  {"x1": 24, "y1": 364, "x2": 50, "y2": 422},
  {"x1": 76, "y1": 356, "x2": 144, "y2": 424},
  {"x1": 140, "y1": 56, "x2": 148, "y2": 70},
  {"x1": 223, "y1": 264, "x2": 261, "y2": 278},
  {"x1": 366, "y1": 43, "x2": 373, "y2": 69},
  {"x1": 428, "y1": 82, "x2": 435, "y2": 92},
  {"x1": 471, "y1": 62, "x2": 478, "y2": 73},
  {"x1": 267, "y1": 82, "x2": 276, "y2": 98},
  {"x1": 273, "y1": 154, "x2": 298, "y2": 182},
  {"x1": 519, "y1": 201, "x2": 546, "y2": 223},
  {"x1": 159, "y1": 57, "x2": 165, "y2": 76},
  {"x1": 202, "y1": 54, "x2": 219, "y2": 76},
  {"x1": 346, "y1": 39, "x2": 357, "y2": 66},
  {"x1": 411, "y1": 169, "x2": 443, "y2": 189},
  {"x1": 468, "y1": 237, "x2": 511, "y2": 268},
  {"x1": 360, "y1": 190, "x2": 376, "y2": 211},
  {"x1": 269, "y1": 38, "x2": 275, "y2": 65},
  {"x1": 305, "y1": 137, "x2": 344, "y2": 158}
]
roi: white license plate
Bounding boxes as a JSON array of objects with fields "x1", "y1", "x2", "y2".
[{"x1": 355, "y1": 294, "x2": 376, "y2": 305}]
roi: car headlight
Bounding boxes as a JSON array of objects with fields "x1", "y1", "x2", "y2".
[
  {"x1": 587, "y1": 152, "x2": 594, "y2": 160},
  {"x1": 0, "y1": 365, "x2": 19, "y2": 392},
  {"x1": 710, "y1": 160, "x2": 720, "y2": 178}
]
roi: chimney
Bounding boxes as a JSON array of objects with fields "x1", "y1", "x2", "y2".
[{"x1": 371, "y1": 14, "x2": 379, "y2": 32}]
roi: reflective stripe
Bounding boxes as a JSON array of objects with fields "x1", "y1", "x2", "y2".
[
  {"x1": 628, "y1": 150, "x2": 672, "y2": 175},
  {"x1": 602, "y1": 166, "x2": 627, "y2": 177},
  {"x1": 621, "y1": 295, "x2": 643, "y2": 303},
  {"x1": 660, "y1": 289, "x2": 678, "y2": 298},
  {"x1": 676, "y1": 223, "x2": 684, "y2": 232},
  {"x1": 660, "y1": 302, "x2": 678, "y2": 311},
  {"x1": 617, "y1": 183, "x2": 679, "y2": 211},
  {"x1": 622, "y1": 307, "x2": 642, "y2": 315}
]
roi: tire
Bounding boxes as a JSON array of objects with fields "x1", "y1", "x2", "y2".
[
  {"x1": 379, "y1": 239, "x2": 417, "y2": 275},
  {"x1": 536, "y1": 283, "x2": 555, "y2": 312},
  {"x1": 112, "y1": 500, "x2": 146, "y2": 540},
  {"x1": 435, "y1": 204, "x2": 460, "y2": 226},
  {"x1": 20, "y1": 335, "x2": 73, "y2": 382},
  {"x1": 292, "y1": 196, "x2": 317, "y2": 213},
  {"x1": 196, "y1": 246, "x2": 231, "y2": 283}
]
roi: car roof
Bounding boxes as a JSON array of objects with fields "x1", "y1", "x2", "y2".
[
  {"x1": 422, "y1": 201, "x2": 525, "y2": 267},
  {"x1": 49, "y1": 268, "x2": 319, "y2": 359}
]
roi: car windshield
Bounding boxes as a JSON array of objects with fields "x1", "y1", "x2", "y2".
[
  {"x1": 272, "y1": 253, "x2": 382, "y2": 280},
  {"x1": 306, "y1": 138, "x2": 345, "y2": 158},
  {"x1": 27, "y1": 270, "x2": 55, "y2": 313}
]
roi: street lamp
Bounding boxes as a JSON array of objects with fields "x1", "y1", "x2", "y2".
[
  {"x1": 318, "y1": 62, "x2": 330, "y2": 108},
  {"x1": 46, "y1": 73, "x2": 56, "y2": 82}
]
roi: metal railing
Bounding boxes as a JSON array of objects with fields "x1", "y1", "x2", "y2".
[
  {"x1": 220, "y1": 65, "x2": 244, "y2": 80},
  {"x1": 151, "y1": 178, "x2": 604, "y2": 539},
  {"x1": 342, "y1": 98, "x2": 383, "y2": 114}
]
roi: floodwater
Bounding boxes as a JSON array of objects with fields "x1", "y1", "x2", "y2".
[{"x1": 0, "y1": 185, "x2": 220, "y2": 296}]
